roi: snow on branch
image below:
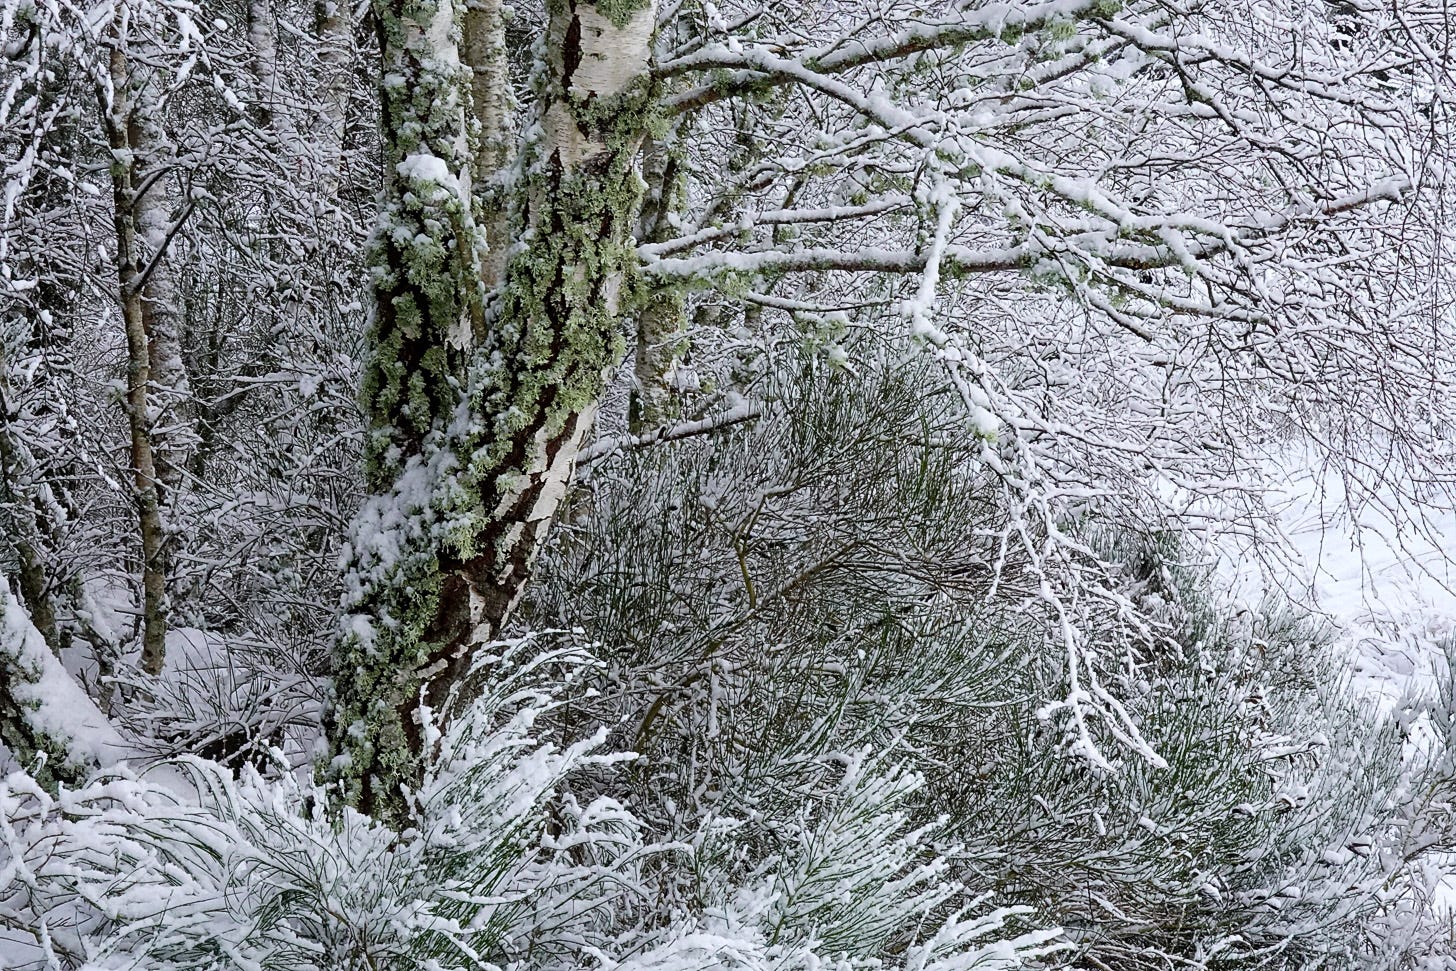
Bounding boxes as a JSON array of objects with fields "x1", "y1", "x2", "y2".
[
  {"x1": 577, "y1": 400, "x2": 763, "y2": 466},
  {"x1": 643, "y1": 175, "x2": 1410, "y2": 289},
  {"x1": 657, "y1": 0, "x2": 1113, "y2": 111}
]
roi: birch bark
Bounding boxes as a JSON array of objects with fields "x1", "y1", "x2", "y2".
[
  {"x1": 247, "y1": 0, "x2": 282, "y2": 131},
  {"x1": 462, "y1": 0, "x2": 513, "y2": 298},
  {"x1": 314, "y1": 0, "x2": 352, "y2": 190},
  {"x1": 327, "y1": 0, "x2": 659, "y2": 824},
  {"x1": 101, "y1": 29, "x2": 195, "y2": 677}
]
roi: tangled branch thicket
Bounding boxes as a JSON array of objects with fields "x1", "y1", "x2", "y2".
[{"x1": 3, "y1": 0, "x2": 1456, "y2": 964}]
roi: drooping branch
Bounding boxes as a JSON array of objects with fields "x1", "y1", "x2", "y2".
[
  {"x1": 642, "y1": 179, "x2": 1411, "y2": 310},
  {"x1": 655, "y1": 0, "x2": 1112, "y2": 114}
]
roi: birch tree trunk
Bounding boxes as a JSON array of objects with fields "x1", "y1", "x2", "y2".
[
  {"x1": 463, "y1": 0, "x2": 513, "y2": 298},
  {"x1": 327, "y1": 0, "x2": 658, "y2": 824},
  {"x1": 631, "y1": 135, "x2": 687, "y2": 431},
  {"x1": 246, "y1": 0, "x2": 303, "y2": 149},
  {"x1": 138, "y1": 168, "x2": 194, "y2": 503},
  {"x1": 101, "y1": 34, "x2": 195, "y2": 677},
  {"x1": 313, "y1": 0, "x2": 352, "y2": 191}
]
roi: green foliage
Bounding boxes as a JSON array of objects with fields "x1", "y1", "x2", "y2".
[
  {"x1": 942, "y1": 558, "x2": 1429, "y2": 969},
  {"x1": 525, "y1": 345, "x2": 1453, "y2": 970},
  {"x1": 0, "y1": 639, "x2": 630, "y2": 970},
  {"x1": 0, "y1": 637, "x2": 1058, "y2": 971}
]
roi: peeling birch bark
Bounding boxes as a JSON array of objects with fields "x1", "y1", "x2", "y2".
[{"x1": 424, "y1": 0, "x2": 661, "y2": 696}]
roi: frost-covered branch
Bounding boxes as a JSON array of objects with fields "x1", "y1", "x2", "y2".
[{"x1": 578, "y1": 399, "x2": 762, "y2": 466}]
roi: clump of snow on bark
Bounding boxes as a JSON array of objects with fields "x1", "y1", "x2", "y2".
[{"x1": 0, "y1": 582, "x2": 126, "y2": 769}]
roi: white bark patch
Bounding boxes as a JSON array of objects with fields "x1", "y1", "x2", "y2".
[
  {"x1": 424, "y1": 0, "x2": 454, "y2": 54},
  {"x1": 570, "y1": 6, "x2": 654, "y2": 100},
  {"x1": 491, "y1": 471, "x2": 527, "y2": 519},
  {"x1": 541, "y1": 101, "x2": 596, "y2": 172},
  {"x1": 527, "y1": 401, "x2": 596, "y2": 523},
  {"x1": 469, "y1": 593, "x2": 492, "y2": 644},
  {"x1": 600, "y1": 269, "x2": 624, "y2": 315},
  {"x1": 447, "y1": 298, "x2": 473, "y2": 348},
  {"x1": 541, "y1": 3, "x2": 655, "y2": 171},
  {"x1": 495, "y1": 521, "x2": 526, "y2": 567}
]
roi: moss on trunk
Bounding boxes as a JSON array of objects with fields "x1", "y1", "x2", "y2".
[{"x1": 327, "y1": 0, "x2": 659, "y2": 826}]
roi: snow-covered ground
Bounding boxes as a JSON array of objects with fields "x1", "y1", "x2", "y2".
[
  {"x1": 1223, "y1": 448, "x2": 1456, "y2": 909},
  {"x1": 1236, "y1": 453, "x2": 1456, "y2": 711}
]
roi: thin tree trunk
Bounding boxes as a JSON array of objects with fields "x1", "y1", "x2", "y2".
[
  {"x1": 314, "y1": 0, "x2": 351, "y2": 191},
  {"x1": 0, "y1": 390, "x2": 58, "y2": 651},
  {"x1": 139, "y1": 240, "x2": 194, "y2": 500},
  {"x1": 101, "y1": 37, "x2": 193, "y2": 677},
  {"x1": 247, "y1": 0, "x2": 281, "y2": 131},
  {"x1": 121, "y1": 280, "x2": 169, "y2": 678},
  {"x1": 327, "y1": 0, "x2": 659, "y2": 825},
  {"x1": 631, "y1": 135, "x2": 687, "y2": 431}
]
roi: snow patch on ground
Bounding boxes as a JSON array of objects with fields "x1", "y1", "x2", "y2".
[
  {"x1": 1220, "y1": 446, "x2": 1456, "y2": 908},
  {"x1": 1225, "y1": 452, "x2": 1456, "y2": 710}
]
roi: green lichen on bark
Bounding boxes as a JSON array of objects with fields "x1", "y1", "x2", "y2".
[
  {"x1": 453, "y1": 143, "x2": 645, "y2": 540},
  {"x1": 445, "y1": 52, "x2": 663, "y2": 546},
  {"x1": 592, "y1": 0, "x2": 652, "y2": 29},
  {"x1": 328, "y1": 0, "x2": 492, "y2": 820},
  {"x1": 327, "y1": 0, "x2": 659, "y2": 826},
  {"x1": 327, "y1": 548, "x2": 449, "y2": 815},
  {"x1": 357, "y1": 0, "x2": 485, "y2": 487}
]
